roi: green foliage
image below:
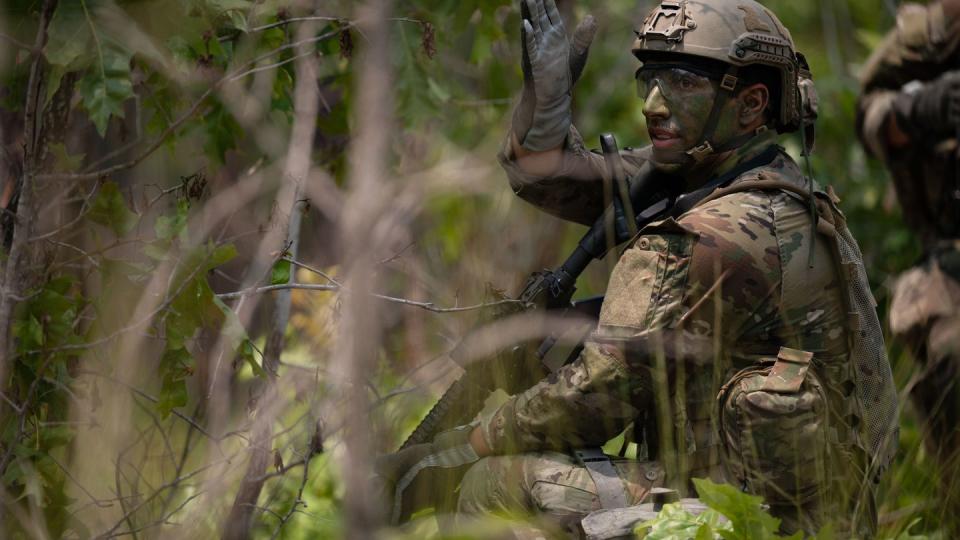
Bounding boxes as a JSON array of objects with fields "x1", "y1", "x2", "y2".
[
  {"x1": 88, "y1": 180, "x2": 139, "y2": 235},
  {"x1": 46, "y1": 0, "x2": 136, "y2": 134},
  {"x1": 0, "y1": 0, "x2": 948, "y2": 537},
  {"x1": 636, "y1": 502, "x2": 733, "y2": 540},
  {"x1": 271, "y1": 258, "x2": 292, "y2": 285},
  {"x1": 637, "y1": 479, "x2": 802, "y2": 540}
]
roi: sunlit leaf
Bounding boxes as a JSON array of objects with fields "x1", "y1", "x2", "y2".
[{"x1": 270, "y1": 258, "x2": 291, "y2": 285}]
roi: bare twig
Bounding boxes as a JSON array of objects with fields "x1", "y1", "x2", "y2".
[
  {"x1": 75, "y1": 371, "x2": 228, "y2": 444},
  {"x1": 269, "y1": 451, "x2": 311, "y2": 540},
  {"x1": 0, "y1": 0, "x2": 58, "y2": 402},
  {"x1": 283, "y1": 256, "x2": 342, "y2": 286},
  {"x1": 218, "y1": 15, "x2": 425, "y2": 42},
  {"x1": 216, "y1": 281, "x2": 523, "y2": 313},
  {"x1": 100, "y1": 492, "x2": 204, "y2": 539},
  {"x1": 223, "y1": 9, "x2": 320, "y2": 539},
  {"x1": 0, "y1": 32, "x2": 33, "y2": 52}
]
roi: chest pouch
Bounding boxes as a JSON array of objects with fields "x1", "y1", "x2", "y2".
[{"x1": 716, "y1": 347, "x2": 828, "y2": 508}]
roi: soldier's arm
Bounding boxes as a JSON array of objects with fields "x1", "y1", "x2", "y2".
[
  {"x1": 500, "y1": 125, "x2": 655, "y2": 226},
  {"x1": 858, "y1": 0, "x2": 960, "y2": 154},
  {"x1": 469, "y1": 198, "x2": 778, "y2": 457},
  {"x1": 859, "y1": 0, "x2": 960, "y2": 93}
]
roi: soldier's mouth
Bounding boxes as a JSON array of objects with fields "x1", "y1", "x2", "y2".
[{"x1": 648, "y1": 127, "x2": 682, "y2": 149}]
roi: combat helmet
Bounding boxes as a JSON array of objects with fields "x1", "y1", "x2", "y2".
[{"x1": 632, "y1": 0, "x2": 816, "y2": 159}]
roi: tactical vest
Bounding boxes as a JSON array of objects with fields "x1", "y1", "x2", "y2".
[{"x1": 693, "y1": 165, "x2": 899, "y2": 479}]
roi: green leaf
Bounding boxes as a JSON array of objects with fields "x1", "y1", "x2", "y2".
[
  {"x1": 157, "y1": 347, "x2": 192, "y2": 418},
  {"x1": 241, "y1": 339, "x2": 266, "y2": 377},
  {"x1": 78, "y1": 39, "x2": 134, "y2": 135},
  {"x1": 155, "y1": 199, "x2": 190, "y2": 242},
  {"x1": 692, "y1": 478, "x2": 781, "y2": 539},
  {"x1": 893, "y1": 518, "x2": 930, "y2": 540},
  {"x1": 636, "y1": 502, "x2": 731, "y2": 540},
  {"x1": 270, "y1": 259, "x2": 291, "y2": 285},
  {"x1": 45, "y1": 1, "x2": 95, "y2": 105},
  {"x1": 163, "y1": 242, "x2": 235, "y2": 348},
  {"x1": 208, "y1": 242, "x2": 238, "y2": 269},
  {"x1": 427, "y1": 77, "x2": 451, "y2": 104},
  {"x1": 48, "y1": 143, "x2": 85, "y2": 172},
  {"x1": 227, "y1": 9, "x2": 248, "y2": 33},
  {"x1": 157, "y1": 372, "x2": 188, "y2": 418},
  {"x1": 88, "y1": 181, "x2": 138, "y2": 235},
  {"x1": 46, "y1": 3, "x2": 93, "y2": 70},
  {"x1": 14, "y1": 315, "x2": 45, "y2": 349}
]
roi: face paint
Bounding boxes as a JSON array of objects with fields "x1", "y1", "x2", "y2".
[
  {"x1": 638, "y1": 62, "x2": 760, "y2": 177},
  {"x1": 640, "y1": 65, "x2": 718, "y2": 171}
]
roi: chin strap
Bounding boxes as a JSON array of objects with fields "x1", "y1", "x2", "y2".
[{"x1": 685, "y1": 65, "x2": 743, "y2": 162}]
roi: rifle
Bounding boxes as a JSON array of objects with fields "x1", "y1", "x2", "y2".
[{"x1": 399, "y1": 134, "x2": 674, "y2": 451}]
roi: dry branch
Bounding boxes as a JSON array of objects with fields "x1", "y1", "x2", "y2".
[
  {"x1": 223, "y1": 6, "x2": 321, "y2": 538},
  {"x1": 330, "y1": 0, "x2": 395, "y2": 535},
  {"x1": 0, "y1": 0, "x2": 58, "y2": 389}
]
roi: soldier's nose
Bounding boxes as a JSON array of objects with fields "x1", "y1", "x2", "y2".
[{"x1": 642, "y1": 85, "x2": 670, "y2": 120}]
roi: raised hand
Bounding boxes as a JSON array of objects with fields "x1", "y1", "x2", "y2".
[{"x1": 513, "y1": 0, "x2": 596, "y2": 152}]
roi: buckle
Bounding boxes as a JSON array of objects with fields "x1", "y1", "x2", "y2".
[
  {"x1": 720, "y1": 74, "x2": 738, "y2": 91},
  {"x1": 686, "y1": 141, "x2": 714, "y2": 162}
]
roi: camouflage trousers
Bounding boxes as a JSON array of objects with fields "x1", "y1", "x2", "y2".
[{"x1": 456, "y1": 451, "x2": 664, "y2": 535}]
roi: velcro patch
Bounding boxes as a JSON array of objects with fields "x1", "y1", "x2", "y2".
[{"x1": 761, "y1": 347, "x2": 813, "y2": 393}]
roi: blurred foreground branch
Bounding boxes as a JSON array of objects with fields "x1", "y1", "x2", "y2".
[{"x1": 223, "y1": 6, "x2": 321, "y2": 539}]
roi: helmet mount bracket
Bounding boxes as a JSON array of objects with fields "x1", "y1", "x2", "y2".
[{"x1": 638, "y1": 0, "x2": 696, "y2": 43}]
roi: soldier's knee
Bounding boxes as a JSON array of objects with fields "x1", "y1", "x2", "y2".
[{"x1": 457, "y1": 455, "x2": 530, "y2": 516}]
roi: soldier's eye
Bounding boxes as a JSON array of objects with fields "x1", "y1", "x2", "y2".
[{"x1": 678, "y1": 74, "x2": 698, "y2": 90}]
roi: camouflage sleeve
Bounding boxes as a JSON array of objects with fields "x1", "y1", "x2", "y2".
[
  {"x1": 498, "y1": 125, "x2": 654, "y2": 226},
  {"x1": 857, "y1": 1, "x2": 960, "y2": 156},
  {"x1": 859, "y1": 1, "x2": 960, "y2": 93},
  {"x1": 478, "y1": 193, "x2": 782, "y2": 455},
  {"x1": 477, "y1": 340, "x2": 647, "y2": 454}
]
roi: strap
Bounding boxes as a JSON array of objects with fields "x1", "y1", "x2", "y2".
[
  {"x1": 686, "y1": 66, "x2": 740, "y2": 162},
  {"x1": 669, "y1": 144, "x2": 781, "y2": 218},
  {"x1": 761, "y1": 347, "x2": 813, "y2": 393},
  {"x1": 574, "y1": 447, "x2": 629, "y2": 509}
]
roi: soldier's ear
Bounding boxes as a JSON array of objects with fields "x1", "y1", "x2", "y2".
[{"x1": 737, "y1": 83, "x2": 770, "y2": 128}]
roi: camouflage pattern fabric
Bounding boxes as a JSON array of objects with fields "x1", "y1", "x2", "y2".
[
  {"x1": 473, "y1": 134, "x2": 875, "y2": 536},
  {"x1": 498, "y1": 125, "x2": 653, "y2": 226},
  {"x1": 857, "y1": 2, "x2": 960, "y2": 533},
  {"x1": 718, "y1": 349, "x2": 829, "y2": 534},
  {"x1": 457, "y1": 451, "x2": 664, "y2": 535}
]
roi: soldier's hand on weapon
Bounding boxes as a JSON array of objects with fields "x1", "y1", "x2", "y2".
[
  {"x1": 375, "y1": 425, "x2": 481, "y2": 524},
  {"x1": 893, "y1": 70, "x2": 960, "y2": 144},
  {"x1": 513, "y1": 0, "x2": 597, "y2": 151}
]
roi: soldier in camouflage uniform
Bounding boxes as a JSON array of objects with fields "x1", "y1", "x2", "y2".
[
  {"x1": 857, "y1": 0, "x2": 960, "y2": 532},
  {"x1": 379, "y1": 0, "x2": 898, "y2": 537}
]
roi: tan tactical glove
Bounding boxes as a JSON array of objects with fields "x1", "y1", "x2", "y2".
[{"x1": 513, "y1": 0, "x2": 597, "y2": 151}]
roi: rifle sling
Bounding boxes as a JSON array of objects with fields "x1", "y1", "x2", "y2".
[{"x1": 575, "y1": 447, "x2": 630, "y2": 509}]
